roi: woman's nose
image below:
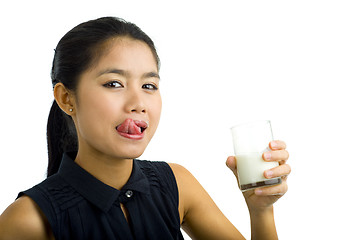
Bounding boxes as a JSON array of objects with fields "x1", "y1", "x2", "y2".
[{"x1": 125, "y1": 91, "x2": 146, "y2": 114}]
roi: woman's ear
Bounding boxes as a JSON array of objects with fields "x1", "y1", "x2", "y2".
[{"x1": 53, "y1": 83, "x2": 76, "y2": 115}]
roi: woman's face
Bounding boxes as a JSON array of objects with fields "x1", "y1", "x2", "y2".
[{"x1": 72, "y1": 37, "x2": 162, "y2": 160}]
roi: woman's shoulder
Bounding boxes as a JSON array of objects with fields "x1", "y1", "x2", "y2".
[
  {"x1": 0, "y1": 196, "x2": 54, "y2": 240},
  {"x1": 166, "y1": 163, "x2": 202, "y2": 224},
  {"x1": 167, "y1": 163, "x2": 192, "y2": 179},
  {"x1": 136, "y1": 159, "x2": 180, "y2": 183},
  {"x1": 167, "y1": 163, "x2": 199, "y2": 192},
  {"x1": 167, "y1": 163, "x2": 244, "y2": 239},
  {"x1": 137, "y1": 160, "x2": 190, "y2": 177}
]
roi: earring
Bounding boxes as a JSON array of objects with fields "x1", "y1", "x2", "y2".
[{"x1": 69, "y1": 108, "x2": 73, "y2": 112}]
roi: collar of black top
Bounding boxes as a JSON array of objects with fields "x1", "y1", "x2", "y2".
[{"x1": 57, "y1": 152, "x2": 151, "y2": 212}]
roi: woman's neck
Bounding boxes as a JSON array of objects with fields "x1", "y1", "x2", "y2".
[{"x1": 74, "y1": 147, "x2": 133, "y2": 190}]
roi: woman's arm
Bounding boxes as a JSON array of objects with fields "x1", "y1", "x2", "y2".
[
  {"x1": 0, "y1": 196, "x2": 54, "y2": 240},
  {"x1": 169, "y1": 163, "x2": 246, "y2": 240},
  {"x1": 231, "y1": 140, "x2": 290, "y2": 239},
  {"x1": 170, "y1": 140, "x2": 290, "y2": 240}
]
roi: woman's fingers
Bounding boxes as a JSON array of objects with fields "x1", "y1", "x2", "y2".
[
  {"x1": 228, "y1": 152, "x2": 291, "y2": 178},
  {"x1": 264, "y1": 163, "x2": 291, "y2": 179},
  {"x1": 226, "y1": 156, "x2": 238, "y2": 178},
  {"x1": 254, "y1": 180, "x2": 288, "y2": 196},
  {"x1": 263, "y1": 150, "x2": 289, "y2": 162},
  {"x1": 269, "y1": 140, "x2": 287, "y2": 150},
  {"x1": 226, "y1": 156, "x2": 236, "y2": 170}
]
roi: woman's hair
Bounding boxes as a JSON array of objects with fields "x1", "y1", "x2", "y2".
[{"x1": 47, "y1": 17, "x2": 160, "y2": 177}]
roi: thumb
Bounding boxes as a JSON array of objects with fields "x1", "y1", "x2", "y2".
[{"x1": 226, "y1": 156, "x2": 238, "y2": 178}]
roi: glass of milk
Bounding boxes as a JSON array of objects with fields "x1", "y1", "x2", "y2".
[{"x1": 231, "y1": 120, "x2": 281, "y2": 192}]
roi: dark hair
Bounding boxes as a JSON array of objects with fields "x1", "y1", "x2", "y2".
[{"x1": 47, "y1": 17, "x2": 160, "y2": 177}]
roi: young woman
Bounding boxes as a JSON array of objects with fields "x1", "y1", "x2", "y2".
[{"x1": 0, "y1": 17, "x2": 291, "y2": 240}]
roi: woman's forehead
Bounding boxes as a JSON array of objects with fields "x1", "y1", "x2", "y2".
[
  {"x1": 94, "y1": 37, "x2": 158, "y2": 72},
  {"x1": 79, "y1": 37, "x2": 158, "y2": 81}
]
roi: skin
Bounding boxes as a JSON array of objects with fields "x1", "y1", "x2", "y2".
[
  {"x1": 60, "y1": 37, "x2": 162, "y2": 191},
  {"x1": 0, "y1": 36, "x2": 291, "y2": 240}
]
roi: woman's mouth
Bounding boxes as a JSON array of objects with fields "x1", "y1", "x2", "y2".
[{"x1": 116, "y1": 118, "x2": 148, "y2": 140}]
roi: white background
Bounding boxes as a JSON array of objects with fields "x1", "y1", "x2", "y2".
[{"x1": 1, "y1": 1, "x2": 360, "y2": 239}]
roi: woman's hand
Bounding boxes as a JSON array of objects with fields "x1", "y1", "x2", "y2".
[{"x1": 226, "y1": 140, "x2": 291, "y2": 212}]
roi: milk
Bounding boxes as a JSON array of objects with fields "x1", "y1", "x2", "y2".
[{"x1": 236, "y1": 153, "x2": 280, "y2": 191}]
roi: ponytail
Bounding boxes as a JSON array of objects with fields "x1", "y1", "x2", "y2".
[{"x1": 46, "y1": 100, "x2": 78, "y2": 177}]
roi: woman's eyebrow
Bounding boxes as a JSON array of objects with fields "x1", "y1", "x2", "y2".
[
  {"x1": 97, "y1": 68, "x2": 160, "y2": 79},
  {"x1": 143, "y1": 72, "x2": 160, "y2": 79},
  {"x1": 97, "y1": 68, "x2": 127, "y2": 77}
]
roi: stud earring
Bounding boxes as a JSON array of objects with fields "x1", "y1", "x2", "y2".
[{"x1": 69, "y1": 108, "x2": 73, "y2": 112}]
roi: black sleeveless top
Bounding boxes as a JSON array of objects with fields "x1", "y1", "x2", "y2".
[{"x1": 18, "y1": 153, "x2": 184, "y2": 240}]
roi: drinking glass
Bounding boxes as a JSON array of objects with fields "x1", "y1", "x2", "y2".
[{"x1": 231, "y1": 120, "x2": 281, "y2": 192}]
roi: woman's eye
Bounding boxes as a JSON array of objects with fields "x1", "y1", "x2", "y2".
[
  {"x1": 142, "y1": 83, "x2": 158, "y2": 90},
  {"x1": 103, "y1": 81, "x2": 123, "y2": 88}
]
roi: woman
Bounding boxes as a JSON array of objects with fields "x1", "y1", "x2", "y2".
[{"x1": 0, "y1": 17, "x2": 290, "y2": 239}]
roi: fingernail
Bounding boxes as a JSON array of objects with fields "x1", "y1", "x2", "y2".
[
  {"x1": 255, "y1": 189, "x2": 263, "y2": 195},
  {"x1": 264, "y1": 152, "x2": 271, "y2": 161},
  {"x1": 266, "y1": 170, "x2": 273, "y2": 178},
  {"x1": 271, "y1": 141, "x2": 277, "y2": 149}
]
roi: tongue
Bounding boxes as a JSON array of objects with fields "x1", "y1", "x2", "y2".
[{"x1": 117, "y1": 118, "x2": 142, "y2": 135}]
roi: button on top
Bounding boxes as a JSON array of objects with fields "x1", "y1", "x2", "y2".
[{"x1": 125, "y1": 190, "x2": 133, "y2": 198}]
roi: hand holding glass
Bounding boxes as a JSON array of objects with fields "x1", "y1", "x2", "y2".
[{"x1": 231, "y1": 120, "x2": 281, "y2": 192}]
